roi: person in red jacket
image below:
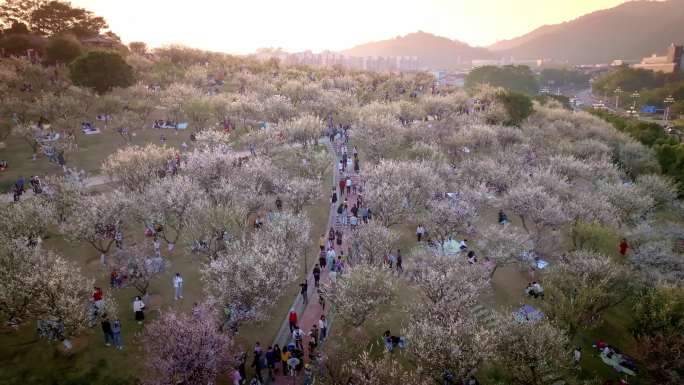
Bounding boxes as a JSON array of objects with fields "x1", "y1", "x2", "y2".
[
  {"x1": 288, "y1": 309, "x2": 298, "y2": 332},
  {"x1": 338, "y1": 179, "x2": 346, "y2": 196},
  {"x1": 618, "y1": 238, "x2": 629, "y2": 256}
]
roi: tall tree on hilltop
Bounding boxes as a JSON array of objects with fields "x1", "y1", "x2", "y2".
[{"x1": 29, "y1": 1, "x2": 108, "y2": 37}]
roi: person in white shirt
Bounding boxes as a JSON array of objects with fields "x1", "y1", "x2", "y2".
[
  {"x1": 133, "y1": 296, "x2": 145, "y2": 324},
  {"x1": 293, "y1": 326, "x2": 304, "y2": 350},
  {"x1": 173, "y1": 273, "x2": 184, "y2": 300},
  {"x1": 318, "y1": 315, "x2": 328, "y2": 341},
  {"x1": 532, "y1": 282, "x2": 544, "y2": 298},
  {"x1": 459, "y1": 239, "x2": 468, "y2": 251},
  {"x1": 416, "y1": 224, "x2": 425, "y2": 242}
]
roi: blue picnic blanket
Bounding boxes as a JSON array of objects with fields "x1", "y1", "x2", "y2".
[{"x1": 515, "y1": 305, "x2": 544, "y2": 323}]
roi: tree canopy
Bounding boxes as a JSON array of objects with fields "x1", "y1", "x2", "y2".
[
  {"x1": 69, "y1": 51, "x2": 135, "y2": 94},
  {"x1": 465, "y1": 65, "x2": 539, "y2": 95}
]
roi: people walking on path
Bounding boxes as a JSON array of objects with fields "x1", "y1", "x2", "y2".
[
  {"x1": 312, "y1": 264, "x2": 321, "y2": 287},
  {"x1": 299, "y1": 280, "x2": 308, "y2": 304}
]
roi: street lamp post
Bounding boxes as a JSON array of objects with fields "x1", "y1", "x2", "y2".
[
  {"x1": 614, "y1": 87, "x2": 623, "y2": 109},
  {"x1": 664, "y1": 95, "x2": 675, "y2": 123},
  {"x1": 631, "y1": 91, "x2": 640, "y2": 109}
]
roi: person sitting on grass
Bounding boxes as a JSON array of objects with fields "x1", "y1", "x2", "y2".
[
  {"x1": 383, "y1": 330, "x2": 406, "y2": 352},
  {"x1": 525, "y1": 282, "x2": 544, "y2": 298},
  {"x1": 498, "y1": 210, "x2": 509, "y2": 225},
  {"x1": 467, "y1": 250, "x2": 477, "y2": 264}
]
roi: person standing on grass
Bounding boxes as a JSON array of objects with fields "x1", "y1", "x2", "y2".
[
  {"x1": 335, "y1": 256, "x2": 344, "y2": 274},
  {"x1": 133, "y1": 296, "x2": 145, "y2": 324},
  {"x1": 396, "y1": 250, "x2": 403, "y2": 274},
  {"x1": 101, "y1": 315, "x2": 114, "y2": 346},
  {"x1": 313, "y1": 264, "x2": 321, "y2": 288},
  {"x1": 112, "y1": 319, "x2": 123, "y2": 350},
  {"x1": 173, "y1": 272, "x2": 184, "y2": 300},
  {"x1": 416, "y1": 224, "x2": 425, "y2": 242},
  {"x1": 300, "y1": 280, "x2": 309, "y2": 304},
  {"x1": 319, "y1": 315, "x2": 328, "y2": 342},
  {"x1": 288, "y1": 309, "x2": 298, "y2": 332},
  {"x1": 618, "y1": 238, "x2": 630, "y2": 256}
]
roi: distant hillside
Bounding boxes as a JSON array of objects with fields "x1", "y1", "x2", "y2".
[
  {"x1": 488, "y1": 0, "x2": 684, "y2": 64},
  {"x1": 343, "y1": 31, "x2": 491, "y2": 68}
]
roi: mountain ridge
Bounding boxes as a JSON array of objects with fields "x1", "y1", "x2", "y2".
[{"x1": 338, "y1": 0, "x2": 684, "y2": 66}]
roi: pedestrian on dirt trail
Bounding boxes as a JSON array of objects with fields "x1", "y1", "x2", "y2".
[
  {"x1": 313, "y1": 264, "x2": 321, "y2": 287},
  {"x1": 326, "y1": 248, "x2": 335, "y2": 270},
  {"x1": 300, "y1": 280, "x2": 309, "y2": 304},
  {"x1": 331, "y1": 187, "x2": 337, "y2": 205},
  {"x1": 288, "y1": 309, "x2": 298, "y2": 332},
  {"x1": 319, "y1": 315, "x2": 328, "y2": 341},
  {"x1": 319, "y1": 234, "x2": 326, "y2": 251},
  {"x1": 280, "y1": 346, "x2": 291, "y2": 375},
  {"x1": 293, "y1": 326, "x2": 305, "y2": 350}
]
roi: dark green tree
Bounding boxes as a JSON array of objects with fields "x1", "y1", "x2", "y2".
[
  {"x1": 496, "y1": 90, "x2": 533, "y2": 126},
  {"x1": 69, "y1": 51, "x2": 134, "y2": 94},
  {"x1": 539, "y1": 68, "x2": 589, "y2": 87},
  {"x1": 592, "y1": 67, "x2": 681, "y2": 95},
  {"x1": 28, "y1": 1, "x2": 107, "y2": 37},
  {"x1": 44, "y1": 34, "x2": 81, "y2": 64},
  {"x1": 0, "y1": 33, "x2": 35, "y2": 56},
  {"x1": 0, "y1": 0, "x2": 47, "y2": 28},
  {"x1": 466, "y1": 65, "x2": 539, "y2": 95}
]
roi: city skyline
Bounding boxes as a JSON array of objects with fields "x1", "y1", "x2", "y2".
[{"x1": 72, "y1": 0, "x2": 631, "y2": 54}]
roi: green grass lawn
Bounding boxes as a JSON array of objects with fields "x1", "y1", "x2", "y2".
[
  {"x1": 0, "y1": 131, "x2": 332, "y2": 385},
  {"x1": 0, "y1": 127, "x2": 193, "y2": 191}
]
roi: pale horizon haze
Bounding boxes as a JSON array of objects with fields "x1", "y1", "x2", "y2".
[{"x1": 72, "y1": 0, "x2": 632, "y2": 54}]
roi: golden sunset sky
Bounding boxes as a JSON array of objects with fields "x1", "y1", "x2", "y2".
[{"x1": 72, "y1": 0, "x2": 631, "y2": 53}]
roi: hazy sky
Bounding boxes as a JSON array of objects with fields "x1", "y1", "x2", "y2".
[{"x1": 72, "y1": 0, "x2": 631, "y2": 54}]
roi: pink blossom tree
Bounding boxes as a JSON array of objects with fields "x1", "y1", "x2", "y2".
[{"x1": 141, "y1": 306, "x2": 234, "y2": 385}]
